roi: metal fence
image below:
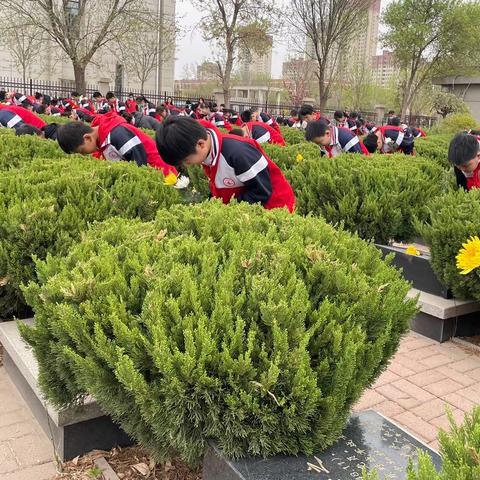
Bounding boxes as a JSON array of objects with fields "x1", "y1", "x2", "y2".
[{"x1": 0, "y1": 77, "x2": 215, "y2": 107}]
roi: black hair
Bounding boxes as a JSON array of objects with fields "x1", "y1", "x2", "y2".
[
  {"x1": 106, "y1": 91, "x2": 116, "y2": 100},
  {"x1": 15, "y1": 124, "x2": 42, "y2": 137},
  {"x1": 155, "y1": 116, "x2": 208, "y2": 167},
  {"x1": 156, "y1": 106, "x2": 167, "y2": 114},
  {"x1": 56, "y1": 121, "x2": 93, "y2": 154},
  {"x1": 128, "y1": 92, "x2": 134, "y2": 97},
  {"x1": 43, "y1": 94, "x2": 51, "y2": 105},
  {"x1": 50, "y1": 98, "x2": 59, "y2": 106},
  {"x1": 34, "y1": 104, "x2": 47, "y2": 115},
  {"x1": 388, "y1": 110, "x2": 395, "y2": 115},
  {"x1": 0, "y1": 91, "x2": 6, "y2": 102},
  {"x1": 290, "y1": 109, "x2": 298, "y2": 117},
  {"x1": 71, "y1": 91, "x2": 80, "y2": 97},
  {"x1": 334, "y1": 110, "x2": 344, "y2": 120},
  {"x1": 363, "y1": 133, "x2": 379, "y2": 154},
  {"x1": 34, "y1": 92, "x2": 43, "y2": 100},
  {"x1": 349, "y1": 112, "x2": 358, "y2": 119},
  {"x1": 136, "y1": 95, "x2": 145, "y2": 103},
  {"x1": 240, "y1": 110, "x2": 252, "y2": 123},
  {"x1": 305, "y1": 120, "x2": 329, "y2": 142},
  {"x1": 448, "y1": 133, "x2": 480, "y2": 166},
  {"x1": 387, "y1": 116, "x2": 401, "y2": 126},
  {"x1": 299, "y1": 104, "x2": 314, "y2": 117},
  {"x1": 92, "y1": 91, "x2": 102, "y2": 98},
  {"x1": 230, "y1": 128, "x2": 246, "y2": 137},
  {"x1": 42, "y1": 123, "x2": 58, "y2": 140},
  {"x1": 121, "y1": 111, "x2": 133, "y2": 123}
]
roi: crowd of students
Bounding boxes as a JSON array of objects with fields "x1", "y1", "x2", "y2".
[{"x1": 0, "y1": 88, "x2": 478, "y2": 211}]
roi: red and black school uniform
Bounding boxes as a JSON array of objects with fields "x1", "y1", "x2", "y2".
[
  {"x1": 244, "y1": 121, "x2": 286, "y2": 146},
  {"x1": 208, "y1": 112, "x2": 232, "y2": 131},
  {"x1": 410, "y1": 127, "x2": 427, "y2": 138},
  {"x1": 199, "y1": 120, "x2": 295, "y2": 212},
  {"x1": 377, "y1": 125, "x2": 415, "y2": 155},
  {"x1": 325, "y1": 126, "x2": 369, "y2": 157},
  {"x1": 90, "y1": 112, "x2": 177, "y2": 176},
  {"x1": 0, "y1": 104, "x2": 46, "y2": 130},
  {"x1": 126, "y1": 98, "x2": 137, "y2": 114},
  {"x1": 258, "y1": 112, "x2": 281, "y2": 132}
]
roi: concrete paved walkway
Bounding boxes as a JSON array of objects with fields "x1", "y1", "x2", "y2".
[
  {"x1": 0, "y1": 365, "x2": 56, "y2": 479},
  {"x1": 0, "y1": 331, "x2": 479, "y2": 479}
]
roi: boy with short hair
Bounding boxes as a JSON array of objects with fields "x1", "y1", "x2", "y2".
[
  {"x1": 56, "y1": 111, "x2": 177, "y2": 177},
  {"x1": 363, "y1": 124, "x2": 415, "y2": 155},
  {"x1": 156, "y1": 116, "x2": 295, "y2": 211},
  {"x1": 240, "y1": 110, "x2": 285, "y2": 146},
  {"x1": 448, "y1": 132, "x2": 480, "y2": 190},
  {"x1": 305, "y1": 120, "x2": 368, "y2": 157}
]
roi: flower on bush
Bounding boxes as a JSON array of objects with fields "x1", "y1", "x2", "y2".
[
  {"x1": 456, "y1": 236, "x2": 480, "y2": 275},
  {"x1": 405, "y1": 246, "x2": 421, "y2": 256},
  {"x1": 163, "y1": 172, "x2": 178, "y2": 186},
  {"x1": 296, "y1": 153, "x2": 304, "y2": 163}
]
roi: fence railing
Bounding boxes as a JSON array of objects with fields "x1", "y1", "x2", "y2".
[{"x1": 0, "y1": 77, "x2": 215, "y2": 108}]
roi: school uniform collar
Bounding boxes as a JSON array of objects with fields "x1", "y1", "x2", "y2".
[
  {"x1": 203, "y1": 128, "x2": 221, "y2": 167},
  {"x1": 330, "y1": 126, "x2": 339, "y2": 146}
]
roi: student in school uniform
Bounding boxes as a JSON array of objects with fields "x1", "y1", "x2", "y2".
[
  {"x1": 305, "y1": 120, "x2": 369, "y2": 157},
  {"x1": 55, "y1": 111, "x2": 177, "y2": 177},
  {"x1": 363, "y1": 123, "x2": 415, "y2": 155},
  {"x1": 0, "y1": 102, "x2": 47, "y2": 130},
  {"x1": 199, "y1": 102, "x2": 232, "y2": 130},
  {"x1": 240, "y1": 110, "x2": 286, "y2": 146},
  {"x1": 155, "y1": 116, "x2": 295, "y2": 211},
  {"x1": 126, "y1": 93, "x2": 138, "y2": 114},
  {"x1": 121, "y1": 111, "x2": 162, "y2": 131},
  {"x1": 448, "y1": 132, "x2": 480, "y2": 190}
]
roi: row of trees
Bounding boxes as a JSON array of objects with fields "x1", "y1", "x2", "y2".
[
  {"x1": 0, "y1": 0, "x2": 478, "y2": 112},
  {"x1": 195, "y1": 0, "x2": 480, "y2": 113},
  {"x1": 0, "y1": 0, "x2": 176, "y2": 92}
]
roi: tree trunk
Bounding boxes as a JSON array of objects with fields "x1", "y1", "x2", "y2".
[
  {"x1": 318, "y1": 74, "x2": 328, "y2": 111},
  {"x1": 73, "y1": 63, "x2": 87, "y2": 94}
]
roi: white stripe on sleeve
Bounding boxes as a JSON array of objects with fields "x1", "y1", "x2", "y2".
[
  {"x1": 119, "y1": 136, "x2": 142, "y2": 156},
  {"x1": 236, "y1": 155, "x2": 269, "y2": 183},
  {"x1": 343, "y1": 136, "x2": 359, "y2": 152},
  {"x1": 256, "y1": 131, "x2": 271, "y2": 144},
  {"x1": 7, "y1": 115, "x2": 23, "y2": 129}
]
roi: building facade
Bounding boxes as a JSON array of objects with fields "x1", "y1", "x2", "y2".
[
  {"x1": 371, "y1": 50, "x2": 399, "y2": 87},
  {"x1": 239, "y1": 36, "x2": 273, "y2": 81},
  {"x1": 0, "y1": 0, "x2": 176, "y2": 94}
]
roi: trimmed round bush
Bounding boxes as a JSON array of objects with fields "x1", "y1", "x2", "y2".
[
  {"x1": 285, "y1": 154, "x2": 454, "y2": 243},
  {"x1": 0, "y1": 158, "x2": 182, "y2": 318},
  {"x1": 0, "y1": 133, "x2": 67, "y2": 171},
  {"x1": 418, "y1": 188, "x2": 480, "y2": 299},
  {"x1": 280, "y1": 127, "x2": 306, "y2": 145},
  {"x1": 414, "y1": 135, "x2": 452, "y2": 169},
  {"x1": 262, "y1": 142, "x2": 320, "y2": 171},
  {"x1": 433, "y1": 113, "x2": 478, "y2": 135},
  {"x1": 22, "y1": 201, "x2": 417, "y2": 464}
]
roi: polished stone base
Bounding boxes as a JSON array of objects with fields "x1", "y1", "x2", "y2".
[{"x1": 203, "y1": 411, "x2": 442, "y2": 480}]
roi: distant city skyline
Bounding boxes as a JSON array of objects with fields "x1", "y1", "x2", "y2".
[{"x1": 174, "y1": 0, "x2": 392, "y2": 80}]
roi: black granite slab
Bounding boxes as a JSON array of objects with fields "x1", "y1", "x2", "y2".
[
  {"x1": 376, "y1": 244, "x2": 451, "y2": 299},
  {"x1": 203, "y1": 410, "x2": 442, "y2": 480}
]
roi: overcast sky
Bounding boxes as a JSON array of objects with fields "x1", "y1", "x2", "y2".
[{"x1": 174, "y1": 0, "x2": 391, "y2": 80}]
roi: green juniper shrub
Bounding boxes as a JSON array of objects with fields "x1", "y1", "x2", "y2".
[
  {"x1": 280, "y1": 126, "x2": 306, "y2": 145},
  {"x1": 363, "y1": 405, "x2": 480, "y2": 479},
  {"x1": 21, "y1": 201, "x2": 417, "y2": 465},
  {"x1": 0, "y1": 158, "x2": 182, "y2": 319},
  {"x1": 0, "y1": 133, "x2": 67, "y2": 171},
  {"x1": 417, "y1": 188, "x2": 480, "y2": 300},
  {"x1": 285, "y1": 154, "x2": 453, "y2": 244},
  {"x1": 39, "y1": 114, "x2": 75, "y2": 125},
  {"x1": 431, "y1": 113, "x2": 479, "y2": 135},
  {"x1": 414, "y1": 135, "x2": 453, "y2": 169},
  {"x1": 262, "y1": 142, "x2": 321, "y2": 171}
]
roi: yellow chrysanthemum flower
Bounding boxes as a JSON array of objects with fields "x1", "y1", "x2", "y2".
[
  {"x1": 296, "y1": 154, "x2": 304, "y2": 163},
  {"x1": 163, "y1": 172, "x2": 178, "y2": 186},
  {"x1": 405, "y1": 246, "x2": 421, "y2": 256},
  {"x1": 456, "y1": 236, "x2": 480, "y2": 275}
]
